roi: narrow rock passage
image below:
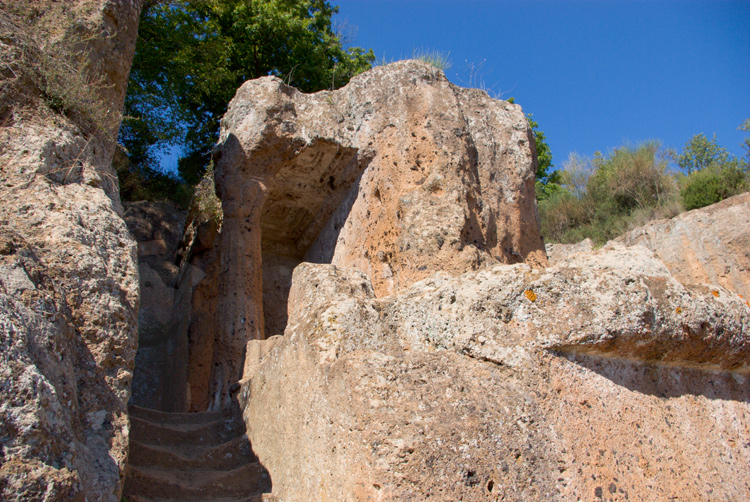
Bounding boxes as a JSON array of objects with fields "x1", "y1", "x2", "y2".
[{"x1": 124, "y1": 405, "x2": 274, "y2": 502}]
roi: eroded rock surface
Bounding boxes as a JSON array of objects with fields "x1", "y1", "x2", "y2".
[
  {"x1": 211, "y1": 61, "x2": 545, "y2": 408},
  {"x1": 545, "y1": 237, "x2": 594, "y2": 265},
  {"x1": 617, "y1": 192, "x2": 750, "y2": 300},
  {"x1": 216, "y1": 60, "x2": 545, "y2": 297},
  {"x1": 0, "y1": 2, "x2": 143, "y2": 500},
  {"x1": 240, "y1": 244, "x2": 750, "y2": 501}
]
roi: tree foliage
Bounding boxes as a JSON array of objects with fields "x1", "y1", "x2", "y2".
[
  {"x1": 675, "y1": 129, "x2": 748, "y2": 210},
  {"x1": 676, "y1": 133, "x2": 730, "y2": 174},
  {"x1": 539, "y1": 142, "x2": 679, "y2": 244},
  {"x1": 679, "y1": 162, "x2": 747, "y2": 210},
  {"x1": 527, "y1": 114, "x2": 561, "y2": 201},
  {"x1": 540, "y1": 129, "x2": 750, "y2": 244},
  {"x1": 119, "y1": 0, "x2": 374, "y2": 185},
  {"x1": 740, "y1": 118, "x2": 750, "y2": 166}
]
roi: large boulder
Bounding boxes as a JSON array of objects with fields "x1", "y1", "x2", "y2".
[
  {"x1": 617, "y1": 192, "x2": 750, "y2": 300},
  {"x1": 240, "y1": 243, "x2": 750, "y2": 501},
  {"x1": 0, "y1": 2, "x2": 143, "y2": 500}
]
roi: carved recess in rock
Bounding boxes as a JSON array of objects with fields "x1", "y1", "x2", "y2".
[
  {"x1": 123, "y1": 202, "x2": 194, "y2": 412},
  {"x1": 213, "y1": 60, "x2": 545, "y2": 351}
]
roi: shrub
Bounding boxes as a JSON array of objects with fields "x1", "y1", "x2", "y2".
[
  {"x1": 680, "y1": 163, "x2": 748, "y2": 210},
  {"x1": 538, "y1": 189, "x2": 590, "y2": 243},
  {"x1": 540, "y1": 142, "x2": 679, "y2": 245},
  {"x1": 190, "y1": 164, "x2": 223, "y2": 226},
  {"x1": 586, "y1": 142, "x2": 676, "y2": 215}
]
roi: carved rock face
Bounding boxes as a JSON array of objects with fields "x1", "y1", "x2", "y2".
[
  {"x1": 214, "y1": 59, "x2": 545, "y2": 299},
  {"x1": 209, "y1": 60, "x2": 546, "y2": 409},
  {"x1": 240, "y1": 244, "x2": 750, "y2": 501}
]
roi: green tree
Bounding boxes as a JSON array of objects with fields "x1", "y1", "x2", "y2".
[
  {"x1": 675, "y1": 130, "x2": 748, "y2": 210},
  {"x1": 676, "y1": 133, "x2": 731, "y2": 174},
  {"x1": 527, "y1": 114, "x2": 561, "y2": 200},
  {"x1": 120, "y1": 0, "x2": 374, "y2": 185},
  {"x1": 739, "y1": 118, "x2": 750, "y2": 166}
]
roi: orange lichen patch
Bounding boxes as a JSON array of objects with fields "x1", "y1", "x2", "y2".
[
  {"x1": 676, "y1": 307, "x2": 682, "y2": 314},
  {"x1": 711, "y1": 290, "x2": 720, "y2": 298},
  {"x1": 524, "y1": 289, "x2": 537, "y2": 302}
]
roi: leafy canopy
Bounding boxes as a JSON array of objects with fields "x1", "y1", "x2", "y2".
[
  {"x1": 676, "y1": 132, "x2": 731, "y2": 174},
  {"x1": 120, "y1": 0, "x2": 375, "y2": 185}
]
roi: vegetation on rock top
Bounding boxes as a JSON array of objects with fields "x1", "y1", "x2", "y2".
[{"x1": 539, "y1": 127, "x2": 750, "y2": 245}]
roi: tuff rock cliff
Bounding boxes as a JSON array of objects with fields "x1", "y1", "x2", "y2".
[
  {"x1": 0, "y1": 7, "x2": 747, "y2": 499},
  {"x1": 616, "y1": 192, "x2": 750, "y2": 301},
  {"x1": 0, "y1": 2, "x2": 143, "y2": 500},
  {"x1": 205, "y1": 60, "x2": 546, "y2": 411},
  {"x1": 202, "y1": 62, "x2": 750, "y2": 501}
]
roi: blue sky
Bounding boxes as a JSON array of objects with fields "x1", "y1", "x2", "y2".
[{"x1": 334, "y1": 0, "x2": 750, "y2": 172}]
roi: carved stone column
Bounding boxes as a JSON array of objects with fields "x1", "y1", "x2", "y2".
[{"x1": 212, "y1": 177, "x2": 268, "y2": 410}]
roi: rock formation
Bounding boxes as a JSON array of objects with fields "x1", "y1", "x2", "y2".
[
  {"x1": 210, "y1": 60, "x2": 545, "y2": 410},
  {"x1": 617, "y1": 192, "x2": 750, "y2": 300},
  {"x1": 124, "y1": 201, "x2": 190, "y2": 412},
  {"x1": 205, "y1": 62, "x2": 750, "y2": 500},
  {"x1": 240, "y1": 243, "x2": 750, "y2": 501},
  {"x1": 0, "y1": 2, "x2": 143, "y2": 500}
]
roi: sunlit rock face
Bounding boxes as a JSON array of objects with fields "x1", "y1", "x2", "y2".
[
  {"x1": 0, "y1": 1, "x2": 144, "y2": 500},
  {"x1": 240, "y1": 243, "x2": 750, "y2": 501},
  {"x1": 209, "y1": 60, "x2": 545, "y2": 408},
  {"x1": 617, "y1": 191, "x2": 750, "y2": 301},
  {"x1": 211, "y1": 61, "x2": 750, "y2": 501}
]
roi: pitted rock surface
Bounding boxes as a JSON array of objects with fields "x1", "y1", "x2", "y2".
[
  {"x1": 617, "y1": 191, "x2": 750, "y2": 300},
  {"x1": 240, "y1": 244, "x2": 750, "y2": 501},
  {"x1": 210, "y1": 61, "x2": 546, "y2": 408},
  {"x1": 215, "y1": 60, "x2": 545, "y2": 299},
  {"x1": 0, "y1": 1, "x2": 143, "y2": 500}
]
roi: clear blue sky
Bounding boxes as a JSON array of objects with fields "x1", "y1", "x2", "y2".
[{"x1": 334, "y1": 0, "x2": 750, "y2": 171}]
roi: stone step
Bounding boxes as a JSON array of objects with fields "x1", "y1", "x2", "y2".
[
  {"x1": 129, "y1": 414, "x2": 242, "y2": 447},
  {"x1": 124, "y1": 494, "x2": 278, "y2": 502},
  {"x1": 124, "y1": 463, "x2": 272, "y2": 500},
  {"x1": 129, "y1": 434, "x2": 258, "y2": 471},
  {"x1": 128, "y1": 404, "x2": 225, "y2": 426}
]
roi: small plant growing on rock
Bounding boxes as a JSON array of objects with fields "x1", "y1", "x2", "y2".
[
  {"x1": 0, "y1": 5, "x2": 119, "y2": 136},
  {"x1": 191, "y1": 163, "x2": 223, "y2": 226},
  {"x1": 412, "y1": 48, "x2": 452, "y2": 71}
]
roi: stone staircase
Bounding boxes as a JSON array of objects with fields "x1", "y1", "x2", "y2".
[{"x1": 123, "y1": 404, "x2": 274, "y2": 502}]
